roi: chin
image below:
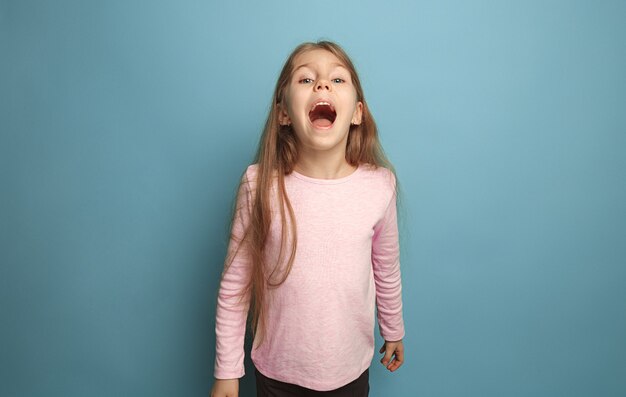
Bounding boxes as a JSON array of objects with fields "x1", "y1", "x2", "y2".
[{"x1": 304, "y1": 135, "x2": 349, "y2": 152}]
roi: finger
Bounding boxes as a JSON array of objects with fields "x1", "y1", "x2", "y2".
[
  {"x1": 380, "y1": 346, "x2": 394, "y2": 366},
  {"x1": 395, "y1": 346, "x2": 404, "y2": 363},
  {"x1": 387, "y1": 356, "x2": 401, "y2": 371},
  {"x1": 379, "y1": 343, "x2": 385, "y2": 354},
  {"x1": 388, "y1": 349, "x2": 404, "y2": 372}
]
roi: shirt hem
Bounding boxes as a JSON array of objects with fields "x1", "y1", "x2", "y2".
[
  {"x1": 252, "y1": 360, "x2": 371, "y2": 391},
  {"x1": 381, "y1": 330, "x2": 405, "y2": 341},
  {"x1": 213, "y1": 368, "x2": 245, "y2": 380}
]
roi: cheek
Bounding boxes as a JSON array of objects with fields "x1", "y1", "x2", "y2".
[
  {"x1": 285, "y1": 93, "x2": 306, "y2": 118},
  {"x1": 344, "y1": 96, "x2": 359, "y2": 115},
  {"x1": 344, "y1": 88, "x2": 359, "y2": 106}
]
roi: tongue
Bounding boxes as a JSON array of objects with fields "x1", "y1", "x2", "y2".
[{"x1": 312, "y1": 118, "x2": 333, "y2": 128}]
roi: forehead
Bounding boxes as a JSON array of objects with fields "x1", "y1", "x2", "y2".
[{"x1": 292, "y1": 49, "x2": 348, "y2": 71}]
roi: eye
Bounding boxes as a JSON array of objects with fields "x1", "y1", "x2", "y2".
[
  {"x1": 332, "y1": 78, "x2": 345, "y2": 83},
  {"x1": 299, "y1": 78, "x2": 314, "y2": 84}
]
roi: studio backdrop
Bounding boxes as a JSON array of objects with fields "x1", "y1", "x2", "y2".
[{"x1": 1, "y1": 1, "x2": 625, "y2": 396}]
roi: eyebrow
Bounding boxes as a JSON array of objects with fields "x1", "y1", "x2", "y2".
[{"x1": 293, "y1": 62, "x2": 348, "y2": 73}]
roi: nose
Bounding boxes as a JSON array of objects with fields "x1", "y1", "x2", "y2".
[{"x1": 314, "y1": 79, "x2": 331, "y2": 92}]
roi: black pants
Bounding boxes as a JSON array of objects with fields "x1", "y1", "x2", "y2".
[{"x1": 255, "y1": 367, "x2": 370, "y2": 397}]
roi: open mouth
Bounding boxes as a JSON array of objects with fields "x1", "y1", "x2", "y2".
[{"x1": 308, "y1": 102, "x2": 337, "y2": 129}]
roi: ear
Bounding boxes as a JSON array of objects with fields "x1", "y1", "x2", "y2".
[
  {"x1": 278, "y1": 103, "x2": 291, "y2": 126},
  {"x1": 351, "y1": 101, "x2": 363, "y2": 125}
]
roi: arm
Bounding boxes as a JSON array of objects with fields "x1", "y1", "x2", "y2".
[
  {"x1": 371, "y1": 175, "x2": 405, "y2": 371},
  {"x1": 212, "y1": 169, "x2": 255, "y2": 391}
]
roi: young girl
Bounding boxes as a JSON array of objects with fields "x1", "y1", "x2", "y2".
[{"x1": 211, "y1": 41, "x2": 405, "y2": 397}]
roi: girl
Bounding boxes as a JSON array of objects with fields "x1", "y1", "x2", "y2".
[{"x1": 211, "y1": 41, "x2": 405, "y2": 397}]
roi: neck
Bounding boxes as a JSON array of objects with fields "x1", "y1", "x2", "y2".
[{"x1": 294, "y1": 149, "x2": 357, "y2": 179}]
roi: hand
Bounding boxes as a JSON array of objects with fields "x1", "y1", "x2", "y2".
[
  {"x1": 210, "y1": 378, "x2": 239, "y2": 397},
  {"x1": 379, "y1": 339, "x2": 404, "y2": 372}
]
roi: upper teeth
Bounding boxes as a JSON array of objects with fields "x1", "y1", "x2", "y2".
[{"x1": 311, "y1": 102, "x2": 333, "y2": 111}]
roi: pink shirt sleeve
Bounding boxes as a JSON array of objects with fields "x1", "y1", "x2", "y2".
[
  {"x1": 371, "y1": 175, "x2": 405, "y2": 341},
  {"x1": 213, "y1": 169, "x2": 253, "y2": 379}
]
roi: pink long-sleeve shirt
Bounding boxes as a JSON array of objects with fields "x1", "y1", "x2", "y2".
[{"x1": 214, "y1": 163, "x2": 405, "y2": 391}]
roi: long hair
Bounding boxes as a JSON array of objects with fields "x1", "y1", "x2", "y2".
[{"x1": 224, "y1": 40, "x2": 397, "y2": 349}]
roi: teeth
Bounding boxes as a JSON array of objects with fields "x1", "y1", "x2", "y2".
[{"x1": 310, "y1": 101, "x2": 334, "y2": 112}]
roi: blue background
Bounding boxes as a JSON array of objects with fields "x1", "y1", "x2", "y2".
[{"x1": 2, "y1": 1, "x2": 625, "y2": 396}]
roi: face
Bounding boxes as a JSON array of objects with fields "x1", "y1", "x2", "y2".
[{"x1": 279, "y1": 49, "x2": 363, "y2": 155}]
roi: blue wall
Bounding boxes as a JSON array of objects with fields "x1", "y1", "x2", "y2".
[{"x1": 2, "y1": 1, "x2": 625, "y2": 396}]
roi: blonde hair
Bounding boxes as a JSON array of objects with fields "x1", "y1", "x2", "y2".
[{"x1": 224, "y1": 40, "x2": 397, "y2": 348}]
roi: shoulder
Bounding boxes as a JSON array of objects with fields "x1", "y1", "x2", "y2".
[
  {"x1": 243, "y1": 163, "x2": 260, "y2": 183},
  {"x1": 234, "y1": 164, "x2": 260, "y2": 199},
  {"x1": 358, "y1": 163, "x2": 397, "y2": 192}
]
